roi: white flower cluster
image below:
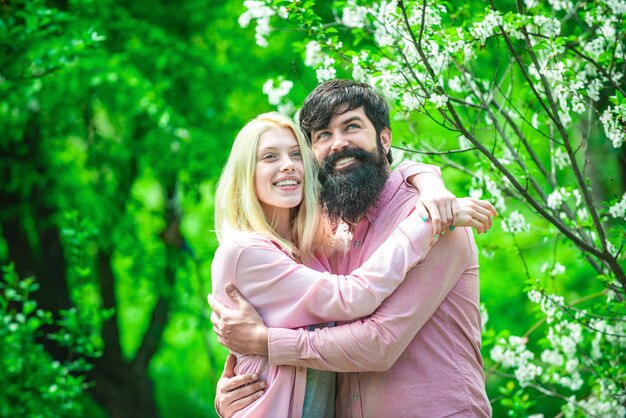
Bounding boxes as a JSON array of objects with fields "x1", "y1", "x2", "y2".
[
  {"x1": 547, "y1": 0, "x2": 573, "y2": 12},
  {"x1": 601, "y1": 0, "x2": 626, "y2": 15},
  {"x1": 470, "y1": 171, "x2": 507, "y2": 212},
  {"x1": 341, "y1": 0, "x2": 369, "y2": 28},
  {"x1": 609, "y1": 193, "x2": 626, "y2": 220},
  {"x1": 552, "y1": 147, "x2": 569, "y2": 170},
  {"x1": 315, "y1": 57, "x2": 337, "y2": 83},
  {"x1": 428, "y1": 93, "x2": 448, "y2": 108},
  {"x1": 501, "y1": 210, "x2": 530, "y2": 234},
  {"x1": 262, "y1": 78, "x2": 296, "y2": 115},
  {"x1": 540, "y1": 262, "x2": 566, "y2": 277},
  {"x1": 547, "y1": 187, "x2": 572, "y2": 210},
  {"x1": 469, "y1": 11, "x2": 502, "y2": 44},
  {"x1": 564, "y1": 380, "x2": 626, "y2": 417},
  {"x1": 239, "y1": 1, "x2": 278, "y2": 47},
  {"x1": 532, "y1": 15, "x2": 561, "y2": 38},
  {"x1": 490, "y1": 335, "x2": 543, "y2": 387},
  {"x1": 262, "y1": 78, "x2": 293, "y2": 105},
  {"x1": 600, "y1": 103, "x2": 626, "y2": 149},
  {"x1": 372, "y1": 1, "x2": 400, "y2": 47},
  {"x1": 304, "y1": 40, "x2": 324, "y2": 67}
]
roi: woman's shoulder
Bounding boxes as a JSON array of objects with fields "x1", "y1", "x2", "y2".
[{"x1": 216, "y1": 231, "x2": 283, "y2": 258}]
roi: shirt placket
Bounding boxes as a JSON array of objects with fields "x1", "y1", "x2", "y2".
[{"x1": 348, "y1": 221, "x2": 369, "y2": 418}]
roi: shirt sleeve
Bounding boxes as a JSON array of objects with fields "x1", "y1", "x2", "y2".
[
  {"x1": 215, "y1": 211, "x2": 434, "y2": 329},
  {"x1": 267, "y1": 228, "x2": 476, "y2": 372},
  {"x1": 395, "y1": 161, "x2": 442, "y2": 187}
]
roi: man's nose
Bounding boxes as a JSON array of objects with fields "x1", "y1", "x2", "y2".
[{"x1": 330, "y1": 133, "x2": 349, "y2": 152}]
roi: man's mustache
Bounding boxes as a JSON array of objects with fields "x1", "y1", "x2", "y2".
[{"x1": 320, "y1": 147, "x2": 374, "y2": 173}]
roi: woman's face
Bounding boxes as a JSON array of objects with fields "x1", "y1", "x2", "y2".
[{"x1": 254, "y1": 127, "x2": 305, "y2": 218}]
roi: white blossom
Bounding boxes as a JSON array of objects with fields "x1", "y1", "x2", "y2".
[
  {"x1": 316, "y1": 57, "x2": 337, "y2": 83},
  {"x1": 501, "y1": 210, "x2": 530, "y2": 233},
  {"x1": 470, "y1": 11, "x2": 502, "y2": 44},
  {"x1": 541, "y1": 349, "x2": 564, "y2": 366},
  {"x1": 609, "y1": 193, "x2": 626, "y2": 220},
  {"x1": 262, "y1": 78, "x2": 293, "y2": 105},
  {"x1": 528, "y1": 289, "x2": 542, "y2": 304},
  {"x1": 341, "y1": 0, "x2": 368, "y2": 28},
  {"x1": 239, "y1": 0, "x2": 275, "y2": 47},
  {"x1": 547, "y1": 0, "x2": 574, "y2": 12},
  {"x1": 491, "y1": 335, "x2": 542, "y2": 387},
  {"x1": 547, "y1": 188, "x2": 565, "y2": 210},
  {"x1": 304, "y1": 41, "x2": 324, "y2": 67},
  {"x1": 600, "y1": 104, "x2": 626, "y2": 148},
  {"x1": 551, "y1": 263, "x2": 565, "y2": 276},
  {"x1": 428, "y1": 93, "x2": 448, "y2": 108},
  {"x1": 553, "y1": 147, "x2": 569, "y2": 170}
]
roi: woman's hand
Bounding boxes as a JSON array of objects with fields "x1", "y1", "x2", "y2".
[
  {"x1": 451, "y1": 197, "x2": 498, "y2": 234},
  {"x1": 411, "y1": 173, "x2": 459, "y2": 236}
]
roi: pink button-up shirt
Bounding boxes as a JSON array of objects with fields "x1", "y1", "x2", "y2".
[
  {"x1": 212, "y1": 164, "x2": 437, "y2": 417},
  {"x1": 268, "y1": 168, "x2": 492, "y2": 417}
]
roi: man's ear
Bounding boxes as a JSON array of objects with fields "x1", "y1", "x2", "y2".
[{"x1": 380, "y1": 127, "x2": 392, "y2": 154}]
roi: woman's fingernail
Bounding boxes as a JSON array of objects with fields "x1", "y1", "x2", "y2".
[
  {"x1": 434, "y1": 234, "x2": 440, "y2": 239},
  {"x1": 421, "y1": 215, "x2": 428, "y2": 221},
  {"x1": 450, "y1": 225, "x2": 455, "y2": 231}
]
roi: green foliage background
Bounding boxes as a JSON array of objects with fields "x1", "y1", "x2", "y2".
[{"x1": 0, "y1": 0, "x2": 622, "y2": 417}]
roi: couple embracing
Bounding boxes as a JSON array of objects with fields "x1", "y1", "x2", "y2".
[{"x1": 209, "y1": 79, "x2": 494, "y2": 418}]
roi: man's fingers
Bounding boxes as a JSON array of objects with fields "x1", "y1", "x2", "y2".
[
  {"x1": 208, "y1": 294, "x2": 225, "y2": 315},
  {"x1": 224, "y1": 283, "x2": 247, "y2": 307},
  {"x1": 227, "y1": 389, "x2": 265, "y2": 415},
  {"x1": 211, "y1": 311, "x2": 222, "y2": 329},
  {"x1": 213, "y1": 325, "x2": 223, "y2": 337},
  {"x1": 222, "y1": 353, "x2": 237, "y2": 378},
  {"x1": 222, "y1": 373, "x2": 262, "y2": 392}
]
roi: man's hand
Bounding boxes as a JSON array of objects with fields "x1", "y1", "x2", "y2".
[
  {"x1": 452, "y1": 197, "x2": 497, "y2": 234},
  {"x1": 208, "y1": 284, "x2": 269, "y2": 356},
  {"x1": 410, "y1": 173, "x2": 459, "y2": 236},
  {"x1": 215, "y1": 354, "x2": 266, "y2": 417}
]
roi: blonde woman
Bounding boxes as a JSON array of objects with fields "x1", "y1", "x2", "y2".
[{"x1": 211, "y1": 112, "x2": 493, "y2": 417}]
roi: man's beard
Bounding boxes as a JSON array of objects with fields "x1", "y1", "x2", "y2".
[{"x1": 318, "y1": 146, "x2": 389, "y2": 225}]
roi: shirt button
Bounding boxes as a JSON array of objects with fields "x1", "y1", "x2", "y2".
[
  {"x1": 354, "y1": 240, "x2": 361, "y2": 248},
  {"x1": 353, "y1": 394, "x2": 359, "y2": 400}
]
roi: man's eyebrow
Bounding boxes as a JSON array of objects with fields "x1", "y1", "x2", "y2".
[
  {"x1": 339, "y1": 116, "x2": 365, "y2": 126},
  {"x1": 312, "y1": 116, "x2": 365, "y2": 133}
]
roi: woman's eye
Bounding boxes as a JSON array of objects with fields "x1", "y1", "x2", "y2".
[
  {"x1": 291, "y1": 151, "x2": 302, "y2": 158},
  {"x1": 262, "y1": 154, "x2": 276, "y2": 160}
]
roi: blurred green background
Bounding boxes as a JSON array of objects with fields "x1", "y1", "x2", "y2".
[{"x1": 0, "y1": 1, "x2": 622, "y2": 417}]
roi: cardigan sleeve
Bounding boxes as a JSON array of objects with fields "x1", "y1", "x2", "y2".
[{"x1": 211, "y1": 211, "x2": 434, "y2": 329}]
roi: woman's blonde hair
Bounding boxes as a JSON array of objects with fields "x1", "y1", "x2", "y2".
[{"x1": 214, "y1": 112, "x2": 321, "y2": 257}]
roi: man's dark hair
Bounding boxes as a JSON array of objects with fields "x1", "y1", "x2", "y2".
[{"x1": 299, "y1": 79, "x2": 393, "y2": 164}]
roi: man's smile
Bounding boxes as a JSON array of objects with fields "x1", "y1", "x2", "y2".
[{"x1": 334, "y1": 156, "x2": 357, "y2": 169}]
